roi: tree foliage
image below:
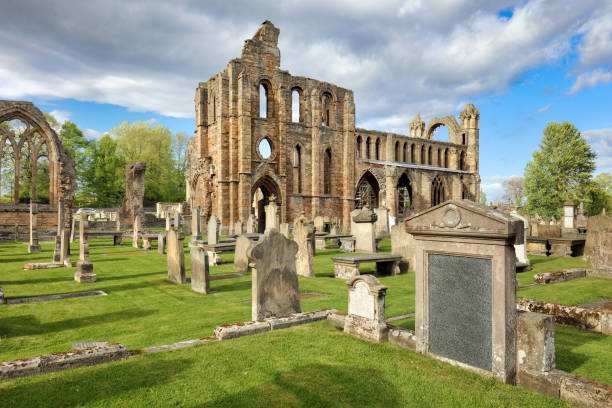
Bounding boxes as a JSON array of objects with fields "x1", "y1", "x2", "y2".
[
  {"x1": 501, "y1": 176, "x2": 524, "y2": 206},
  {"x1": 81, "y1": 135, "x2": 125, "y2": 207},
  {"x1": 524, "y1": 121, "x2": 596, "y2": 218}
]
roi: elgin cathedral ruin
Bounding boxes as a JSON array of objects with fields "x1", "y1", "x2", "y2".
[{"x1": 186, "y1": 21, "x2": 480, "y2": 233}]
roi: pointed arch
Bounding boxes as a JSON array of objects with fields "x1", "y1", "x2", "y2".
[
  {"x1": 293, "y1": 144, "x2": 302, "y2": 193},
  {"x1": 355, "y1": 170, "x2": 380, "y2": 209},
  {"x1": 323, "y1": 148, "x2": 332, "y2": 194},
  {"x1": 397, "y1": 173, "x2": 413, "y2": 218},
  {"x1": 356, "y1": 135, "x2": 362, "y2": 158},
  {"x1": 394, "y1": 141, "x2": 400, "y2": 161},
  {"x1": 431, "y1": 175, "x2": 447, "y2": 207}
]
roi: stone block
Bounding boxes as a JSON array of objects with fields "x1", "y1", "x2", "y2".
[
  {"x1": 74, "y1": 261, "x2": 96, "y2": 283},
  {"x1": 213, "y1": 320, "x2": 271, "y2": 340},
  {"x1": 517, "y1": 311, "x2": 555, "y2": 373},
  {"x1": 327, "y1": 312, "x2": 346, "y2": 330},
  {"x1": 533, "y1": 268, "x2": 587, "y2": 285},
  {"x1": 190, "y1": 245, "x2": 210, "y2": 294},
  {"x1": 387, "y1": 326, "x2": 417, "y2": 350},
  {"x1": 390, "y1": 224, "x2": 415, "y2": 273},
  {"x1": 234, "y1": 235, "x2": 253, "y2": 271},
  {"x1": 560, "y1": 373, "x2": 612, "y2": 408},
  {"x1": 167, "y1": 228, "x2": 186, "y2": 284}
]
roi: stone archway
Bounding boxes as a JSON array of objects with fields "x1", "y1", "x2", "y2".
[
  {"x1": 355, "y1": 171, "x2": 380, "y2": 209},
  {"x1": 251, "y1": 175, "x2": 281, "y2": 233}
]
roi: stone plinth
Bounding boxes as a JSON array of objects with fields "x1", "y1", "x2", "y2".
[
  {"x1": 207, "y1": 215, "x2": 220, "y2": 245},
  {"x1": 293, "y1": 211, "x2": 314, "y2": 278},
  {"x1": 74, "y1": 212, "x2": 96, "y2": 283},
  {"x1": 248, "y1": 230, "x2": 301, "y2": 320},
  {"x1": 167, "y1": 228, "x2": 186, "y2": 284},
  {"x1": 344, "y1": 275, "x2": 388, "y2": 342},
  {"x1": 190, "y1": 245, "x2": 210, "y2": 294},
  {"x1": 351, "y1": 207, "x2": 377, "y2": 253}
]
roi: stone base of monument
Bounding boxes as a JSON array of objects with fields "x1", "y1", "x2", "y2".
[
  {"x1": 344, "y1": 314, "x2": 388, "y2": 342},
  {"x1": 74, "y1": 261, "x2": 97, "y2": 283},
  {"x1": 27, "y1": 244, "x2": 41, "y2": 254},
  {"x1": 206, "y1": 250, "x2": 222, "y2": 266}
]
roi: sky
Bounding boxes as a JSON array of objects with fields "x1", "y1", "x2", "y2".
[{"x1": 1, "y1": 0, "x2": 611, "y2": 201}]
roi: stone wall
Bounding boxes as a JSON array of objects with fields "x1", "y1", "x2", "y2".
[
  {"x1": 0, "y1": 203, "x2": 60, "y2": 240},
  {"x1": 584, "y1": 213, "x2": 612, "y2": 275}
]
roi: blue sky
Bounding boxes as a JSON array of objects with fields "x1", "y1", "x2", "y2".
[{"x1": 1, "y1": 0, "x2": 611, "y2": 201}]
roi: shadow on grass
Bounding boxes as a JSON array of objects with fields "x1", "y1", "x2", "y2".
[
  {"x1": 555, "y1": 325, "x2": 609, "y2": 375},
  {"x1": 1, "y1": 357, "x2": 194, "y2": 408},
  {"x1": 202, "y1": 364, "x2": 401, "y2": 407},
  {"x1": 211, "y1": 279, "x2": 252, "y2": 293},
  {"x1": 0, "y1": 308, "x2": 156, "y2": 337},
  {"x1": 6, "y1": 271, "x2": 165, "y2": 286}
]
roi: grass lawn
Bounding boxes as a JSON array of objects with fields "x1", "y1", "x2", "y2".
[
  {"x1": 0, "y1": 236, "x2": 609, "y2": 402},
  {"x1": 0, "y1": 321, "x2": 576, "y2": 408}
]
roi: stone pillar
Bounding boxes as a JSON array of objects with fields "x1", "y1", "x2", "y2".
[
  {"x1": 207, "y1": 215, "x2": 220, "y2": 245},
  {"x1": 510, "y1": 210, "x2": 531, "y2": 271},
  {"x1": 28, "y1": 200, "x2": 41, "y2": 253},
  {"x1": 190, "y1": 245, "x2": 210, "y2": 294},
  {"x1": 53, "y1": 199, "x2": 64, "y2": 263},
  {"x1": 74, "y1": 212, "x2": 96, "y2": 283},
  {"x1": 191, "y1": 207, "x2": 202, "y2": 242},
  {"x1": 293, "y1": 211, "x2": 314, "y2": 278},
  {"x1": 132, "y1": 214, "x2": 141, "y2": 249},
  {"x1": 374, "y1": 207, "x2": 390, "y2": 238},
  {"x1": 344, "y1": 275, "x2": 388, "y2": 342},
  {"x1": 385, "y1": 166, "x2": 396, "y2": 218},
  {"x1": 165, "y1": 215, "x2": 171, "y2": 231},
  {"x1": 166, "y1": 228, "x2": 186, "y2": 284},
  {"x1": 60, "y1": 228, "x2": 71, "y2": 266},
  {"x1": 264, "y1": 196, "x2": 279, "y2": 232},
  {"x1": 352, "y1": 206, "x2": 377, "y2": 253}
]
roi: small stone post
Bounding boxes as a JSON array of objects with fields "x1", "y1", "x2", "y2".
[
  {"x1": 293, "y1": 211, "x2": 314, "y2": 278},
  {"x1": 191, "y1": 207, "x2": 202, "y2": 242},
  {"x1": 28, "y1": 200, "x2": 41, "y2": 253},
  {"x1": 74, "y1": 212, "x2": 96, "y2": 283}
]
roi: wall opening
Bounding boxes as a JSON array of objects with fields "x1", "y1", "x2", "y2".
[
  {"x1": 291, "y1": 88, "x2": 301, "y2": 123},
  {"x1": 432, "y1": 175, "x2": 446, "y2": 207},
  {"x1": 355, "y1": 171, "x2": 379, "y2": 209},
  {"x1": 323, "y1": 148, "x2": 332, "y2": 194},
  {"x1": 258, "y1": 138, "x2": 271, "y2": 159},
  {"x1": 397, "y1": 173, "x2": 412, "y2": 218},
  {"x1": 259, "y1": 83, "x2": 268, "y2": 118}
]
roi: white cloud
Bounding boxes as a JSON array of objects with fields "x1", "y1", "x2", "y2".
[
  {"x1": 83, "y1": 128, "x2": 102, "y2": 140},
  {"x1": 49, "y1": 109, "x2": 71, "y2": 125},
  {"x1": 568, "y1": 69, "x2": 612, "y2": 95},
  {"x1": 537, "y1": 103, "x2": 552, "y2": 113},
  {"x1": 583, "y1": 128, "x2": 612, "y2": 174}
]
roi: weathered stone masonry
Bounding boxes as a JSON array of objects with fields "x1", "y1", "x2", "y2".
[{"x1": 187, "y1": 21, "x2": 480, "y2": 233}]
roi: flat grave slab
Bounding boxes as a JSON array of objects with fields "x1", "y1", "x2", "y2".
[
  {"x1": 73, "y1": 341, "x2": 108, "y2": 350},
  {"x1": 6, "y1": 290, "x2": 107, "y2": 305}
]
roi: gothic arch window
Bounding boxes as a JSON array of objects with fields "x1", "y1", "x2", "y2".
[
  {"x1": 420, "y1": 145, "x2": 425, "y2": 164},
  {"x1": 395, "y1": 141, "x2": 400, "y2": 161},
  {"x1": 459, "y1": 151, "x2": 466, "y2": 170},
  {"x1": 323, "y1": 148, "x2": 332, "y2": 194},
  {"x1": 291, "y1": 87, "x2": 302, "y2": 123},
  {"x1": 411, "y1": 143, "x2": 415, "y2": 163},
  {"x1": 462, "y1": 133, "x2": 467, "y2": 145},
  {"x1": 437, "y1": 148, "x2": 441, "y2": 167},
  {"x1": 431, "y1": 175, "x2": 446, "y2": 207},
  {"x1": 321, "y1": 92, "x2": 332, "y2": 126},
  {"x1": 211, "y1": 94, "x2": 216, "y2": 123},
  {"x1": 294, "y1": 145, "x2": 302, "y2": 193},
  {"x1": 428, "y1": 146, "x2": 432, "y2": 165},
  {"x1": 444, "y1": 148, "x2": 449, "y2": 168},
  {"x1": 258, "y1": 80, "x2": 273, "y2": 119},
  {"x1": 403, "y1": 143, "x2": 407, "y2": 162},
  {"x1": 397, "y1": 173, "x2": 413, "y2": 218},
  {"x1": 366, "y1": 137, "x2": 371, "y2": 159},
  {"x1": 375, "y1": 138, "x2": 380, "y2": 160},
  {"x1": 355, "y1": 171, "x2": 380, "y2": 209},
  {"x1": 356, "y1": 135, "x2": 362, "y2": 158}
]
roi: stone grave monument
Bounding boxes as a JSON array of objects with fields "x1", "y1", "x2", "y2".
[
  {"x1": 293, "y1": 211, "x2": 314, "y2": 278},
  {"x1": 207, "y1": 215, "x2": 220, "y2": 245},
  {"x1": 247, "y1": 230, "x2": 301, "y2": 320},
  {"x1": 234, "y1": 235, "x2": 254, "y2": 272},
  {"x1": 157, "y1": 232, "x2": 166, "y2": 254},
  {"x1": 406, "y1": 200, "x2": 521, "y2": 384},
  {"x1": 190, "y1": 245, "x2": 210, "y2": 294},
  {"x1": 264, "y1": 196, "x2": 280, "y2": 233},
  {"x1": 234, "y1": 220, "x2": 245, "y2": 236},
  {"x1": 562, "y1": 201, "x2": 577, "y2": 235},
  {"x1": 390, "y1": 224, "x2": 416, "y2": 274},
  {"x1": 344, "y1": 275, "x2": 388, "y2": 342},
  {"x1": 191, "y1": 207, "x2": 202, "y2": 242},
  {"x1": 167, "y1": 227, "x2": 186, "y2": 284},
  {"x1": 246, "y1": 213, "x2": 257, "y2": 234},
  {"x1": 132, "y1": 214, "x2": 141, "y2": 249},
  {"x1": 53, "y1": 199, "x2": 64, "y2": 263},
  {"x1": 351, "y1": 206, "x2": 377, "y2": 253},
  {"x1": 374, "y1": 207, "x2": 390, "y2": 238},
  {"x1": 74, "y1": 212, "x2": 97, "y2": 283},
  {"x1": 280, "y1": 223, "x2": 290, "y2": 239},
  {"x1": 510, "y1": 210, "x2": 530, "y2": 271},
  {"x1": 28, "y1": 200, "x2": 41, "y2": 253}
]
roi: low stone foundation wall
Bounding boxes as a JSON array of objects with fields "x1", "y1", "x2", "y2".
[
  {"x1": 517, "y1": 298, "x2": 611, "y2": 334},
  {"x1": 533, "y1": 268, "x2": 587, "y2": 284}
]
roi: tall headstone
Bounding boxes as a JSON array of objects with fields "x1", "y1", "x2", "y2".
[
  {"x1": 173, "y1": 211, "x2": 181, "y2": 229},
  {"x1": 264, "y1": 195, "x2": 279, "y2": 233},
  {"x1": 234, "y1": 220, "x2": 245, "y2": 236},
  {"x1": 279, "y1": 223, "x2": 290, "y2": 239},
  {"x1": 510, "y1": 210, "x2": 531, "y2": 271},
  {"x1": 351, "y1": 206, "x2": 377, "y2": 253},
  {"x1": 74, "y1": 212, "x2": 96, "y2": 283},
  {"x1": 406, "y1": 200, "x2": 520, "y2": 383},
  {"x1": 246, "y1": 213, "x2": 257, "y2": 234},
  {"x1": 207, "y1": 215, "x2": 220, "y2": 245},
  {"x1": 28, "y1": 200, "x2": 41, "y2": 253},
  {"x1": 132, "y1": 214, "x2": 141, "y2": 249},
  {"x1": 374, "y1": 207, "x2": 390, "y2": 238},
  {"x1": 190, "y1": 245, "x2": 210, "y2": 294},
  {"x1": 248, "y1": 230, "x2": 301, "y2": 320},
  {"x1": 313, "y1": 216, "x2": 325, "y2": 233},
  {"x1": 191, "y1": 207, "x2": 202, "y2": 242},
  {"x1": 234, "y1": 235, "x2": 255, "y2": 271},
  {"x1": 157, "y1": 232, "x2": 166, "y2": 254},
  {"x1": 584, "y1": 212, "x2": 612, "y2": 276},
  {"x1": 53, "y1": 199, "x2": 64, "y2": 263},
  {"x1": 166, "y1": 228, "x2": 186, "y2": 284},
  {"x1": 344, "y1": 275, "x2": 388, "y2": 342},
  {"x1": 293, "y1": 211, "x2": 314, "y2": 278}
]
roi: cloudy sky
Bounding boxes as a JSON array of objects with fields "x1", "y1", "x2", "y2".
[{"x1": 1, "y1": 0, "x2": 611, "y2": 200}]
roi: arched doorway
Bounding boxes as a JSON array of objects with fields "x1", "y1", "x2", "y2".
[
  {"x1": 397, "y1": 173, "x2": 412, "y2": 218},
  {"x1": 251, "y1": 175, "x2": 280, "y2": 233},
  {"x1": 355, "y1": 171, "x2": 380, "y2": 209}
]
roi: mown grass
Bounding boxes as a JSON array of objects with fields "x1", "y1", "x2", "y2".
[{"x1": 0, "y1": 321, "x2": 576, "y2": 408}]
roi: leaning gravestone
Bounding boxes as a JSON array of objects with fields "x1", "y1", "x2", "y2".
[
  {"x1": 293, "y1": 211, "x2": 314, "y2": 278},
  {"x1": 406, "y1": 200, "x2": 520, "y2": 384},
  {"x1": 28, "y1": 200, "x2": 41, "y2": 253},
  {"x1": 207, "y1": 215, "x2": 220, "y2": 245},
  {"x1": 74, "y1": 212, "x2": 97, "y2": 283},
  {"x1": 166, "y1": 228, "x2": 186, "y2": 284},
  {"x1": 344, "y1": 275, "x2": 388, "y2": 342},
  {"x1": 234, "y1": 235, "x2": 254, "y2": 272},
  {"x1": 248, "y1": 230, "x2": 301, "y2": 320},
  {"x1": 351, "y1": 206, "x2": 377, "y2": 253},
  {"x1": 190, "y1": 245, "x2": 210, "y2": 294}
]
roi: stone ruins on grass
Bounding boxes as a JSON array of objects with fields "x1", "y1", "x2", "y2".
[
  {"x1": 248, "y1": 230, "x2": 301, "y2": 320},
  {"x1": 74, "y1": 212, "x2": 96, "y2": 283},
  {"x1": 118, "y1": 162, "x2": 146, "y2": 229}
]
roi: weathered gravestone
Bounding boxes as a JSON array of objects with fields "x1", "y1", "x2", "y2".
[
  {"x1": 118, "y1": 161, "x2": 146, "y2": 228},
  {"x1": 246, "y1": 213, "x2": 257, "y2": 234},
  {"x1": 390, "y1": 224, "x2": 416, "y2": 274},
  {"x1": 293, "y1": 211, "x2": 314, "y2": 278},
  {"x1": 351, "y1": 206, "x2": 377, "y2": 253},
  {"x1": 374, "y1": 207, "x2": 390, "y2": 238},
  {"x1": 190, "y1": 245, "x2": 210, "y2": 294},
  {"x1": 510, "y1": 210, "x2": 530, "y2": 271},
  {"x1": 28, "y1": 200, "x2": 41, "y2": 253},
  {"x1": 191, "y1": 207, "x2": 202, "y2": 241},
  {"x1": 406, "y1": 200, "x2": 520, "y2": 383},
  {"x1": 248, "y1": 230, "x2": 301, "y2": 320},
  {"x1": 264, "y1": 196, "x2": 280, "y2": 233},
  {"x1": 584, "y1": 211, "x2": 612, "y2": 277},
  {"x1": 74, "y1": 212, "x2": 97, "y2": 283},
  {"x1": 234, "y1": 235, "x2": 255, "y2": 272},
  {"x1": 166, "y1": 228, "x2": 186, "y2": 284},
  {"x1": 314, "y1": 216, "x2": 325, "y2": 233},
  {"x1": 344, "y1": 275, "x2": 388, "y2": 342},
  {"x1": 562, "y1": 201, "x2": 577, "y2": 235},
  {"x1": 132, "y1": 215, "x2": 141, "y2": 249},
  {"x1": 207, "y1": 215, "x2": 220, "y2": 245},
  {"x1": 165, "y1": 214, "x2": 171, "y2": 231},
  {"x1": 157, "y1": 232, "x2": 166, "y2": 254},
  {"x1": 234, "y1": 220, "x2": 245, "y2": 236},
  {"x1": 279, "y1": 223, "x2": 290, "y2": 239}
]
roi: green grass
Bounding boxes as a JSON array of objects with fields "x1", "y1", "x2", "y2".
[
  {"x1": 516, "y1": 255, "x2": 590, "y2": 286},
  {"x1": 0, "y1": 322, "x2": 576, "y2": 408},
  {"x1": 518, "y1": 276, "x2": 612, "y2": 306}
]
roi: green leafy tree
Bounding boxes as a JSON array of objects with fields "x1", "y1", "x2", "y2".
[
  {"x1": 82, "y1": 135, "x2": 124, "y2": 207},
  {"x1": 58, "y1": 121, "x2": 93, "y2": 203},
  {"x1": 479, "y1": 188, "x2": 487, "y2": 206},
  {"x1": 582, "y1": 172, "x2": 612, "y2": 216},
  {"x1": 524, "y1": 121, "x2": 596, "y2": 218}
]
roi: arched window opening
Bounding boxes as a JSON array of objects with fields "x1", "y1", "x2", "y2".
[
  {"x1": 420, "y1": 145, "x2": 425, "y2": 164},
  {"x1": 432, "y1": 125, "x2": 450, "y2": 142},
  {"x1": 323, "y1": 148, "x2": 332, "y2": 194},
  {"x1": 462, "y1": 133, "x2": 467, "y2": 145},
  {"x1": 431, "y1": 175, "x2": 446, "y2": 207},
  {"x1": 394, "y1": 141, "x2": 400, "y2": 161},
  {"x1": 375, "y1": 138, "x2": 380, "y2": 160},
  {"x1": 291, "y1": 88, "x2": 301, "y2": 123},
  {"x1": 411, "y1": 144, "x2": 415, "y2": 163},
  {"x1": 437, "y1": 149, "x2": 441, "y2": 167},
  {"x1": 366, "y1": 137, "x2": 371, "y2": 159},
  {"x1": 355, "y1": 171, "x2": 380, "y2": 209},
  {"x1": 444, "y1": 148, "x2": 449, "y2": 168},
  {"x1": 428, "y1": 146, "x2": 433, "y2": 165},
  {"x1": 397, "y1": 174, "x2": 412, "y2": 218},
  {"x1": 356, "y1": 135, "x2": 362, "y2": 158},
  {"x1": 259, "y1": 83, "x2": 268, "y2": 118},
  {"x1": 459, "y1": 151, "x2": 466, "y2": 170},
  {"x1": 321, "y1": 92, "x2": 332, "y2": 126},
  {"x1": 403, "y1": 143, "x2": 407, "y2": 162},
  {"x1": 212, "y1": 95, "x2": 216, "y2": 123},
  {"x1": 294, "y1": 145, "x2": 302, "y2": 193},
  {"x1": 258, "y1": 138, "x2": 271, "y2": 159}
]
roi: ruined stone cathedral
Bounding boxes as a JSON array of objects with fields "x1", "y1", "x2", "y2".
[{"x1": 186, "y1": 21, "x2": 480, "y2": 234}]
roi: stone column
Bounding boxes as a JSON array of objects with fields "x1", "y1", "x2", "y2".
[
  {"x1": 191, "y1": 207, "x2": 202, "y2": 242},
  {"x1": 264, "y1": 196, "x2": 279, "y2": 232},
  {"x1": 165, "y1": 215, "x2": 171, "y2": 231},
  {"x1": 53, "y1": 199, "x2": 64, "y2": 263},
  {"x1": 385, "y1": 166, "x2": 397, "y2": 218},
  {"x1": 132, "y1": 214, "x2": 141, "y2": 248},
  {"x1": 74, "y1": 212, "x2": 96, "y2": 283},
  {"x1": 293, "y1": 211, "x2": 314, "y2": 278},
  {"x1": 28, "y1": 200, "x2": 41, "y2": 253}
]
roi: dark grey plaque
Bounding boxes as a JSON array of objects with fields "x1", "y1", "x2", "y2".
[{"x1": 428, "y1": 254, "x2": 492, "y2": 371}]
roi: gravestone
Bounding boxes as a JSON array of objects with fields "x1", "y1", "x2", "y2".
[
  {"x1": 53, "y1": 199, "x2": 64, "y2": 263},
  {"x1": 510, "y1": 210, "x2": 530, "y2": 271},
  {"x1": 351, "y1": 206, "x2": 377, "y2": 253},
  {"x1": 344, "y1": 275, "x2": 388, "y2": 342},
  {"x1": 190, "y1": 245, "x2": 210, "y2": 294},
  {"x1": 576, "y1": 202, "x2": 587, "y2": 230},
  {"x1": 293, "y1": 211, "x2": 314, "y2": 278},
  {"x1": 234, "y1": 220, "x2": 245, "y2": 236},
  {"x1": 584, "y1": 211, "x2": 612, "y2": 276},
  {"x1": 173, "y1": 211, "x2": 181, "y2": 229},
  {"x1": 28, "y1": 200, "x2": 41, "y2": 253},
  {"x1": 166, "y1": 228, "x2": 186, "y2": 284},
  {"x1": 70, "y1": 216, "x2": 77, "y2": 243},
  {"x1": 390, "y1": 224, "x2": 416, "y2": 273},
  {"x1": 165, "y1": 215, "x2": 171, "y2": 231},
  {"x1": 60, "y1": 228, "x2": 71, "y2": 266},
  {"x1": 207, "y1": 215, "x2": 220, "y2": 245},
  {"x1": 132, "y1": 215, "x2": 141, "y2": 249},
  {"x1": 264, "y1": 196, "x2": 279, "y2": 232},
  {"x1": 563, "y1": 201, "x2": 576, "y2": 230},
  {"x1": 118, "y1": 161, "x2": 146, "y2": 228},
  {"x1": 406, "y1": 200, "x2": 520, "y2": 383},
  {"x1": 234, "y1": 235, "x2": 254, "y2": 271},
  {"x1": 280, "y1": 223, "x2": 290, "y2": 239},
  {"x1": 74, "y1": 212, "x2": 97, "y2": 283},
  {"x1": 248, "y1": 230, "x2": 301, "y2": 320},
  {"x1": 191, "y1": 207, "x2": 202, "y2": 241},
  {"x1": 313, "y1": 216, "x2": 324, "y2": 233},
  {"x1": 374, "y1": 207, "x2": 390, "y2": 238},
  {"x1": 246, "y1": 213, "x2": 257, "y2": 234},
  {"x1": 158, "y1": 232, "x2": 166, "y2": 254}
]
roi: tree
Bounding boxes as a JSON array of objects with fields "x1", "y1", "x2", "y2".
[
  {"x1": 59, "y1": 120, "x2": 93, "y2": 202},
  {"x1": 479, "y1": 188, "x2": 487, "y2": 206},
  {"x1": 524, "y1": 121, "x2": 596, "y2": 218},
  {"x1": 582, "y1": 172, "x2": 612, "y2": 216},
  {"x1": 501, "y1": 176, "x2": 524, "y2": 206},
  {"x1": 82, "y1": 135, "x2": 124, "y2": 207}
]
